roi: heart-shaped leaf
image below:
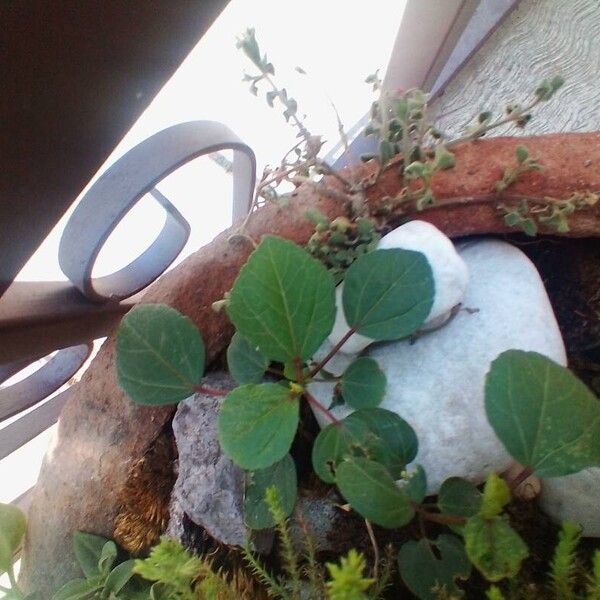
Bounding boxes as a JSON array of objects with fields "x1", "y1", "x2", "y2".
[
  {"x1": 73, "y1": 532, "x2": 111, "y2": 578},
  {"x1": 0, "y1": 503, "x2": 26, "y2": 574},
  {"x1": 218, "y1": 383, "x2": 300, "y2": 470},
  {"x1": 342, "y1": 248, "x2": 434, "y2": 340},
  {"x1": 117, "y1": 304, "x2": 205, "y2": 405},
  {"x1": 227, "y1": 332, "x2": 269, "y2": 384},
  {"x1": 438, "y1": 477, "x2": 482, "y2": 519},
  {"x1": 335, "y1": 458, "x2": 414, "y2": 528},
  {"x1": 398, "y1": 535, "x2": 471, "y2": 599},
  {"x1": 485, "y1": 350, "x2": 600, "y2": 477},
  {"x1": 340, "y1": 357, "x2": 386, "y2": 409},
  {"x1": 228, "y1": 236, "x2": 335, "y2": 363},
  {"x1": 464, "y1": 515, "x2": 528, "y2": 582},
  {"x1": 245, "y1": 454, "x2": 297, "y2": 529},
  {"x1": 312, "y1": 408, "x2": 418, "y2": 483}
]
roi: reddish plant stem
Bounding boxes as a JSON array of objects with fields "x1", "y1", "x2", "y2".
[
  {"x1": 508, "y1": 466, "x2": 534, "y2": 491},
  {"x1": 304, "y1": 390, "x2": 341, "y2": 426},
  {"x1": 413, "y1": 504, "x2": 466, "y2": 526},
  {"x1": 193, "y1": 385, "x2": 229, "y2": 397},
  {"x1": 308, "y1": 328, "x2": 357, "y2": 378}
]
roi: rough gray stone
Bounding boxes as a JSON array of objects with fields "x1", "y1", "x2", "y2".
[
  {"x1": 310, "y1": 240, "x2": 566, "y2": 493},
  {"x1": 540, "y1": 469, "x2": 600, "y2": 537},
  {"x1": 169, "y1": 373, "x2": 248, "y2": 547}
]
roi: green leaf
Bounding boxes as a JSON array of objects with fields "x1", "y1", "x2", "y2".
[
  {"x1": 73, "y1": 532, "x2": 110, "y2": 578},
  {"x1": 464, "y1": 515, "x2": 529, "y2": 582},
  {"x1": 102, "y1": 559, "x2": 136, "y2": 598},
  {"x1": 228, "y1": 236, "x2": 335, "y2": 364},
  {"x1": 438, "y1": 478, "x2": 482, "y2": 519},
  {"x1": 245, "y1": 454, "x2": 297, "y2": 529},
  {"x1": 342, "y1": 249, "x2": 434, "y2": 341},
  {"x1": 218, "y1": 383, "x2": 300, "y2": 470},
  {"x1": 398, "y1": 535, "x2": 471, "y2": 600},
  {"x1": 398, "y1": 464, "x2": 428, "y2": 503},
  {"x1": 485, "y1": 350, "x2": 600, "y2": 477},
  {"x1": 433, "y1": 146, "x2": 456, "y2": 171},
  {"x1": 116, "y1": 304, "x2": 205, "y2": 405},
  {"x1": 335, "y1": 458, "x2": 414, "y2": 528},
  {"x1": 340, "y1": 358, "x2": 386, "y2": 409},
  {"x1": 0, "y1": 503, "x2": 26, "y2": 573},
  {"x1": 98, "y1": 540, "x2": 118, "y2": 575},
  {"x1": 51, "y1": 578, "x2": 102, "y2": 600},
  {"x1": 227, "y1": 332, "x2": 269, "y2": 385},
  {"x1": 480, "y1": 473, "x2": 511, "y2": 519},
  {"x1": 515, "y1": 145, "x2": 529, "y2": 164},
  {"x1": 311, "y1": 408, "x2": 418, "y2": 483}
]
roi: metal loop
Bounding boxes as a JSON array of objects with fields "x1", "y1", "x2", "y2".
[
  {"x1": 0, "y1": 343, "x2": 92, "y2": 423},
  {"x1": 59, "y1": 121, "x2": 256, "y2": 302}
]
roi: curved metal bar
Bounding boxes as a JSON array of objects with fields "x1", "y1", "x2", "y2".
[
  {"x1": 59, "y1": 120, "x2": 256, "y2": 302},
  {"x1": 0, "y1": 343, "x2": 92, "y2": 423}
]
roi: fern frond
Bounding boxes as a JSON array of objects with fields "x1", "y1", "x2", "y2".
[
  {"x1": 586, "y1": 550, "x2": 600, "y2": 600},
  {"x1": 265, "y1": 486, "x2": 302, "y2": 598},
  {"x1": 242, "y1": 542, "x2": 287, "y2": 599},
  {"x1": 549, "y1": 521, "x2": 582, "y2": 600},
  {"x1": 368, "y1": 545, "x2": 394, "y2": 599}
]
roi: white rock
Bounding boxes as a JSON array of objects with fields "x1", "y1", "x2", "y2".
[
  {"x1": 311, "y1": 240, "x2": 566, "y2": 493},
  {"x1": 326, "y1": 221, "x2": 469, "y2": 354},
  {"x1": 540, "y1": 469, "x2": 600, "y2": 537},
  {"x1": 378, "y1": 221, "x2": 469, "y2": 327}
]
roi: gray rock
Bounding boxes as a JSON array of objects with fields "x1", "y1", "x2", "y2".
[
  {"x1": 310, "y1": 240, "x2": 566, "y2": 493},
  {"x1": 540, "y1": 469, "x2": 600, "y2": 537},
  {"x1": 169, "y1": 373, "x2": 250, "y2": 547}
]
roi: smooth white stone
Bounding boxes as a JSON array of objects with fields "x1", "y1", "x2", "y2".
[
  {"x1": 326, "y1": 221, "x2": 469, "y2": 354},
  {"x1": 540, "y1": 469, "x2": 600, "y2": 537},
  {"x1": 378, "y1": 221, "x2": 469, "y2": 327},
  {"x1": 311, "y1": 240, "x2": 567, "y2": 494}
]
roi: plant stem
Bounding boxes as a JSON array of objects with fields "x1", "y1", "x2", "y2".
[
  {"x1": 509, "y1": 466, "x2": 534, "y2": 491},
  {"x1": 308, "y1": 328, "x2": 356, "y2": 378},
  {"x1": 365, "y1": 519, "x2": 380, "y2": 579},
  {"x1": 413, "y1": 504, "x2": 466, "y2": 526},
  {"x1": 193, "y1": 385, "x2": 229, "y2": 397},
  {"x1": 446, "y1": 97, "x2": 541, "y2": 149},
  {"x1": 303, "y1": 390, "x2": 341, "y2": 426},
  {"x1": 7, "y1": 565, "x2": 23, "y2": 599}
]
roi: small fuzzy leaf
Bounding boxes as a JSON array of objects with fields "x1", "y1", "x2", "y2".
[
  {"x1": 433, "y1": 146, "x2": 456, "y2": 171},
  {"x1": 116, "y1": 304, "x2": 205, "y2": 405},
  {"x1": 228, "y1": 236, "x2": 335, "y2": 364},
  {"x1": 0, "y1": 503, "x2": 26, "y2": 573},
  {"x1": 438, "y1": 477, "x2": 482, "y2": 519},
  {"x1": 343, "y1": 249, "x2": 434, "y2": 341},
  {"x1": 335, "y1": 458, "x2": 414, "y2": 528},
  {"x1": 480, "y1": 473, "x2": 511, "y2": 519},
  {"x1": 218, "y1": 383, "x2": 299, "y2": 470},
  {"x1": 398, "y1": 535, "x2": 471, "y2": 600},
  {"x1": 485, "y1": 350, "x2": 600, "y2": 477},
  {"x1": 340, "y1": 357, "x2": 386, "y2": 409},
  {"x1": 266, "y1": 90, "x2": 277, "y2": 108},
  {"x1": 245, "y1": 454, "x2": 297, "y2": 529},
  {"x1": 515, "y1": 145, "x2": 529, "y2": 164},
  {"x1": 227, "y1": 332, "x2": 269, "y2": 384},
  {"x1": 73, "y1": 532, "x2": 110, "y2": 578},
  {"x1": 464, "y1": 515, "x2": 529, "y2": 582}
]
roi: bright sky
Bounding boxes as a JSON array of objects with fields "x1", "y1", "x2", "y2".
[{"x1": 0, "y1": 5, "x2": 407, "y2": 586}]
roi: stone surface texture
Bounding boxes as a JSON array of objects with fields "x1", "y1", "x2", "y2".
[
  {"x1": 540, "y1": 468, "x2": 600, "y2": 537},
  {"x1": 169, "y1": 373, "x2": 247, "y2": 547},
  {"x1": 311, "y1": 239, "x2": 567, "y2": 493},
  {"x1": 325, "y1": 220, "x2": 470, "y2": 355}
]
